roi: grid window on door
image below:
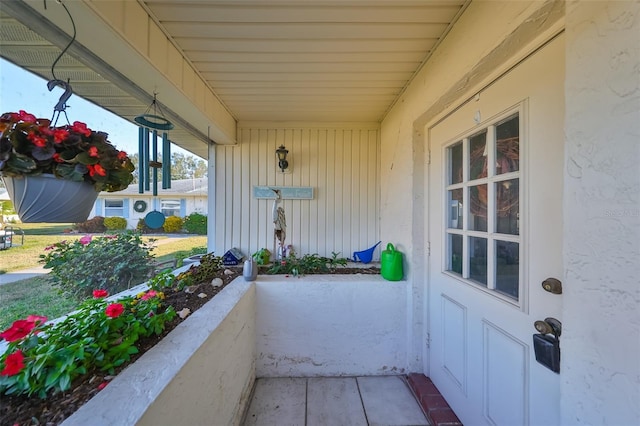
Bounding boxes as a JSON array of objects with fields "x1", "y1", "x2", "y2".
[{"x1": 445, "y1": 113, "x2": 521, "y2": 301}]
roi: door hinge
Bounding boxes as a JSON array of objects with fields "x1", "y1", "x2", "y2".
[
  {"x1": 427, "y1": 150, "x2": 431, "y2": 165},
  {"x1": 427, "y1": 241, "x2": 431, "y2": 257},
  {"x1": 426, "y1": 332, "x2": 431, "y2": 348}
]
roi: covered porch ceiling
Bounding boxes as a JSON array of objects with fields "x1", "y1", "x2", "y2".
[{"x1": 0, "y1": 0, "x2": 469, "y2": 158}]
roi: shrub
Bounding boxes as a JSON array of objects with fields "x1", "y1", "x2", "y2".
[
  {"x1": 40, "y1": 232, "x2": 155, "y2": 299},
  {"x1": 103, "y1": 216, "x2": 128, "y2": 230},
  {"x1": 163, "y1": 215, "x2": 184, "y2": 233},
  {"x1": 183, "y1": 212, "x2": 207, "y2": 235},
  {"x1": 75, "y1": 216, "x2": 106, "y2": 233},
  {"x1": 136, "y1": 218, "x2": 152, "y2": 234},
  {"x1": 0, "y1": 290, "x2": 175, "y2": 398}
]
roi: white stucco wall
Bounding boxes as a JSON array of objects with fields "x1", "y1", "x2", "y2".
[{"x1": 562, "y1": 2, "x2": 640, "y2": 424}]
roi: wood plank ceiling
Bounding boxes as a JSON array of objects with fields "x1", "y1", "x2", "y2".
[
  {"x1": 142, "y1": 0, "x2": 468, "y2": 122},
  {"x1": 0, "y1": 1, "x2": 469, "y2": 155}
]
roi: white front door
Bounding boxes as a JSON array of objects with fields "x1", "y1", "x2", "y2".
[{"x1": 427, "y1": 35, "x2": 564, "y2": 425}]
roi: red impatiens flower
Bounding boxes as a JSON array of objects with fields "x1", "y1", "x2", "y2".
[
  {"x1": 141, "y1": 290, "x2": 158, "y2": 301},
  {"x1": 52, "y1": 153, "x2": 64, "y2": 163},
  {"x1": 70, "y1": 121, "x2": 92, "y2": 137},
  {"x1": 88, "y1": 164, "x2": 107, "y2": 177},
  {"x1": 0, "y1": 350, "x2": 25, "y2": 376},
  {"x1": 93, "y1": 289, "x2": 109, "y2": 299},
  {"x1": 87, "y1": 146, "x2": 99, "y2": 157},
  {"x1": 117, "y1": 150, "x2": 127, "y2": 160},
  {"x1": 105, "y1": 303, "x2": 124, "y2": 318},
  {"x1": 27, "y1": 132, "x2": 47, "y2": 148}
]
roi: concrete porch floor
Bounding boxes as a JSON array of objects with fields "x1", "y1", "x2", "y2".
[{"x1": 242, "y1": 376, "x2": 429, "y2": 426}]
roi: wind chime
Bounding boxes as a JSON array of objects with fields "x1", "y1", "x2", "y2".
[{"x1": 134, "y1": 95, "x2": 174, "y2": 229}]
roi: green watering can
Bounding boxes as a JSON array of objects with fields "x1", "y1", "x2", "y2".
[{"x1": 380, "y1": 243, "x2": 404, "y2": 281}]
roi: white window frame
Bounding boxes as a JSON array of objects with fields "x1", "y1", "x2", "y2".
[
  {"x1": 160, "y1": 199, "x2": 181, "y2": 217},
  {"x1": 104, "y1": 199, "x2": 124, "y2": 217}
]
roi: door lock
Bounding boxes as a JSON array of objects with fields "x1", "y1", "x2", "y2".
[
  {"x1": 533, "y1": 317, "x2": 562, "y2": 373},
  {"x1": 541, "y1": 278, "x2": 562, "y2": 294}
]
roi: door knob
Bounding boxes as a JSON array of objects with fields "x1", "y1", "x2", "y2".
[{"x1": 541, "y1": 278, "x2": 562, "y2": 294}]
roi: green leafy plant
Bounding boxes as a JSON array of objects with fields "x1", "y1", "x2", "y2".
[
  {"x1": 267, "y1": 253, "x2": 349, "y2": 276},
  {"x1": 74, "y1": 216, "x2": 106, "y2": 233},
  {"x1": 0, "y1": 110, "x2": 134, "y2": 192},
  {"x1": 163, "y1": 215, "x2": 184, "y2": 233},
  {"x1": 147, "y1": 270, "x2": 176, "y2": 291},
  {"x1": 176, "y1": 252, "x2": 223, "y2": 289},
  {"x1": 103, "y1": 216, "x2": 127, "y2": 230},
  {"x1": 0, "y1": 289, "x2": 175, "y2": 398},
  {"x1": 183, "y1": 212, "x2": 207, "y2": 235},
  {"x1": 40, "y1": 232, "x2": 155, "y2": 299}
]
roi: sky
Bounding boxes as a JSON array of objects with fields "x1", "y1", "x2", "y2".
[{"x1": 0, "y1": 58, "x2": 192, "y2": 158}]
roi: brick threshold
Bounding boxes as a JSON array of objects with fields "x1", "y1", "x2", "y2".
[{"x1": 406, "y1": 373, "x2": 463, "y2": 426}]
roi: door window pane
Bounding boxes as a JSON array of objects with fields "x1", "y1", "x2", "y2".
[
  {"x1": 448, "y1": 233, "x2": 463, "y2": 275},
  {"x1": 469, "y1": 130, "x2": 487, "y2": 180},
  {"x1": 448, "y1": 189, "x2": 463, "y2": 230},
  {"x1": 449, "y1": 142, "x2": 463, "y2": 184},
  {"x1": 469, "y1": 237, "x2": 487, "y2": 286},
  {"x1": 496, "y1": 179, "x2": 519, "y2": 235},
  {"x1": 496, "y1": 115, "x2": 519, "y2": 174},
  {"x1": 496, "y1": 241, "x2": 519, "y2": 299},
  {"x1": 469, "y1": 184, "x2": 487, "y2": 231}
]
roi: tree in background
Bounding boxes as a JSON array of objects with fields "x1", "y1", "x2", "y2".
[{"x1": 128, "y1": 152, "x2": 207, "y2": 184}]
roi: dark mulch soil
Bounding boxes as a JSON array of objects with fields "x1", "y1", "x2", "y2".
[{"x1": 1, "y1": 266, "x2": 380, "y2": 426}]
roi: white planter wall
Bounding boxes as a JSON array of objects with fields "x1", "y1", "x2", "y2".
[
  {"x1": 63, "y1": 280, "x2": 256, "y2": 426},
  {"x1": 255, "y1": 275, "x2": 408, "y2": 377}
]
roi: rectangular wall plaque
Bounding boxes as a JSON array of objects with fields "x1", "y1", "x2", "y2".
[{"x1": 253, "y1": 186, "x2": 314, "y2": 200}]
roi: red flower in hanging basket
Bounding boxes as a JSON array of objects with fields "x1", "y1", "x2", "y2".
[{"x1": 0, "y1": 110, "x2": 134, "y2": 192}]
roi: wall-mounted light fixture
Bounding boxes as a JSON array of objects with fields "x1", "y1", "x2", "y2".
[{"x1": 276, "y1": 145, "x2": 289, "y2": 173}]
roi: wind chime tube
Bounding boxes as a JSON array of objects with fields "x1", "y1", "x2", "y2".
[
  {"x1": 144, "y1": 128, "x2": 150, "y2": 192},
  {"x1": 152, "y1": 130, "x2": 158, "y2": 196},
  {"x1": 162, "y1": 132, "x2": 170, "y2": 189},
  {"x1": 138, "y1": 127, "x2": 145, "y2": 194}
]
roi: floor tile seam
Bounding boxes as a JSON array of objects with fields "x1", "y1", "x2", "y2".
[{"x1": 355, "y1": 376, "x2": 371, "y2": 426}]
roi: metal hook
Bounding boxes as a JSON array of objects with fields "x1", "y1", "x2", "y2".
[{"x1": 47, "y1": 79, "x2": 73, "y2": 113}]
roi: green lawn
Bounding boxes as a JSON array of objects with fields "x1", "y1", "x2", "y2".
[
  {"x1": 0, "y1": 232, "x2": 207, "y2": 330},
  {"x1": 0, "y1": 276, "x2": 78, "y2": 330}
]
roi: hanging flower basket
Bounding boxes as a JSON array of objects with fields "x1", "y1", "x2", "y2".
[
  {"x1": 0, "y1": 110, "x2": 134, "y2": 223},
  {"x1": 2, "y1": 174, "x2": 98, "y2": 223}
]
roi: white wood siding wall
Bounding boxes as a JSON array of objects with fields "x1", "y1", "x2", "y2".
[{"x1": 214, "y1": 124, "x2": 380, "y2": 260}]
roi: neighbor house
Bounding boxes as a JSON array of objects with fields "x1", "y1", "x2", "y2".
[
  {"x1": 89, "y1": 177, "x2": 207, "y2": 229},
  {"x1": 1, "y1": 1, "x2": 637, "y2": 425}
]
